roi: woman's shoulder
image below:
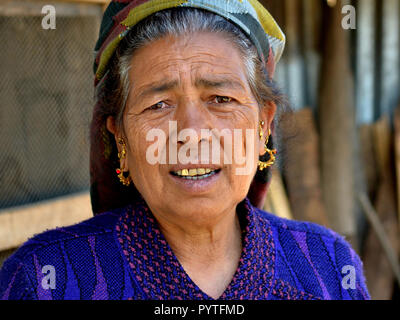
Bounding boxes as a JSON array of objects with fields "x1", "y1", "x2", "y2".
[
  {"x1": 255, "y1": 207, "x2": 341, "y2": 240},
  {"x1": 8, "y1": 209, "x2": 122, "y2": 261},
  {"x1": 254, "y1": 207, "x2": 370, "y2": 300},
  {"x1": 0, "y1": 207, "x2": 127, "y2": 300}
]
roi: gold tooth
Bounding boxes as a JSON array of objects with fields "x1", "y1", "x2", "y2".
[{"x1": 176, "y1": 168, "x2": 214, "y2": 176}]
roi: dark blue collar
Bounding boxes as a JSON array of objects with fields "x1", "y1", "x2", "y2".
[{"x1": 115, "y1": 198, "x2": 276, "y2": 300}]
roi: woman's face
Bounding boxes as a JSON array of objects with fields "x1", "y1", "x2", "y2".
[{"x1": 111, "y1": 31, "x2": 275, "y2": 226}]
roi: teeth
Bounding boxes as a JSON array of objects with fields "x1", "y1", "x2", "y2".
[{"x1": 174, "y1": 168, "x2": 216, "y2": 177}]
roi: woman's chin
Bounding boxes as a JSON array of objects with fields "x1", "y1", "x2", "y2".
[
  {"x1": 145, "y1": 192, "x2": 227, "y2": 220},
  {"x1": 166, "y1": 198, "x2": 232, "y2": 225}
]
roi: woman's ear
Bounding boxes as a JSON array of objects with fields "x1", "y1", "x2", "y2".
[
  {"x1": 106, "y1": 116, "x2": 117, "y2": 135},
  {"x1": 259, "y1": 101, "x2": 277, "y2": 156},
  {"x1": 106, "y1": 116, "x2": 122, "y2": 145},
  {"x1": 106, "y1": 116, "x2": 129, "y2": 171},
  {"x1": 261, "y1": 101, "x2": 277, "y2": 129}
]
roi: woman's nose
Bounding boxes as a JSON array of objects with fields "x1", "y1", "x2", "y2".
[{"x1": 174, "y1": 98, "x2": 214, "y2": 144}]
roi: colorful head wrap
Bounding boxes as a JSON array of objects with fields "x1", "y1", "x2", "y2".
[{"x1": 90, "y1": 0, "x2": 286, "y2": 214}]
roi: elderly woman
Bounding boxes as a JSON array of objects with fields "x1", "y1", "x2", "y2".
[{"x1": 1, "y1": 0, "x2": 369, "y2": 300}]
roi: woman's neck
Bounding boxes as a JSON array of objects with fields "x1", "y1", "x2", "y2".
[{"x1": 156, "y1": 206, "x2": 243, "y2": 299}]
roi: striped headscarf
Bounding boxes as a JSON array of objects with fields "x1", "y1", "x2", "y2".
[{"x1": 90, "y1": 0, "x2": 286, "y2": 214}]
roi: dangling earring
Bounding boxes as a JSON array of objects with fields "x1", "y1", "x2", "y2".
[
  {"x1": 258, "y1": 121, "x2": 277, "y2": 171},
  {"x1": 116, "y1": 138, "x2": 132, "y2": 186}
]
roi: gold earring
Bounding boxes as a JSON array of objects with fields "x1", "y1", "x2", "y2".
[
  {"x1": 116, "y1": 138, "x2": 132, "y2": 186},
  {"x1": 259, "y1": 120, "x2": 265, "y2": 140},
  {"x1": 258, "y1": 122, "x2": 277, "y2": 171}
]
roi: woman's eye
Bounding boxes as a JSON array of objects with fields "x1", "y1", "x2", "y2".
[
  {"x1": 212, "y1": 96, "x2": 233, "y2": 104},
  {"x1": 149, "y1": 101, "x2": 168, "y2": 110}
]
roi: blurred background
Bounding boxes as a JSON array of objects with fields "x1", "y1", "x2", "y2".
[{"x1": 0, "y1": 0, "x2": 399, "y2": 300}]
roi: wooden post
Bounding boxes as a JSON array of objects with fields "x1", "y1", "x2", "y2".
[
  {"x1": 280, "y1": 109, "x2": 329, "y2": 226},
  {"x1": 358, "y1": 124, "x2": 379, "y2": 199},
  {"x1": 380, "y1": 0, "x2": 400, "y2": 118},
  {"x1": 264, "y1": 168, "x2": 293, "y2": 221},
  {"x1": 356, "y1": 0, "x2": 376, "y2": 124},
  {"x1": 302, "y1": 0, "x2": 321, "y2": 112},
  {"x1": 362, "y1": 115, "x2": 399, "y2": 299},
  {"x1": 284, "y1": 0, "x2": 306, "y2": 110},
  {"x1": 358, "y1": 192, "x2": 400, "y2": 289},
  {"x1": 318, "y1": 0, "x2": 357, "y2": 238},
  {"x1": 395, "y1": 105, "x2": 400, "y2": 223}
]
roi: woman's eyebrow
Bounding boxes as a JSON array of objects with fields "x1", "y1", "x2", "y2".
[
  {"x1": 136, "y1": 76, "x2": 246, "y2": 99},
  {"x1": 137, "y1": 80, "x2": 179, "y2": 99},
  {"x1": 195, "y1": 77, "x2": 246, "y2": 91}
]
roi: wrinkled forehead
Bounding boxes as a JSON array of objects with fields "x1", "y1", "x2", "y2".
[{"x1": 128, "y1": 32, "x2": 249, "y2": 82}]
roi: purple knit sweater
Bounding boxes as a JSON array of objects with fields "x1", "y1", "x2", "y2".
[{"x1": 0, "y1": 198, "x2": 370, "y2": 300}]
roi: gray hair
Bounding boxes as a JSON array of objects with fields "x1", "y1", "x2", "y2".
[{"x1": 99, "y1": 8, "x2": 286, "y2": 131}]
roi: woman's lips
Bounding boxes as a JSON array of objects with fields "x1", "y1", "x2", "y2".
[
  {"x1": 168, "y1": 168, "x2": 222, "y2": 193},
  {"x1": 170, "y1": 168, "x2": 221, "y2": 180}
]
